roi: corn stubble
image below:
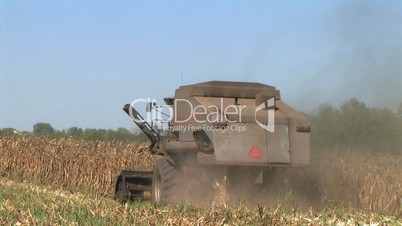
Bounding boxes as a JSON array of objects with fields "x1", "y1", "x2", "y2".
[
  {"x1": 0, "y1": 136, "x2": 401, "y2": 217},
  {"x1": 1, "y1": 178, "x2": 400, "y2": 225}
]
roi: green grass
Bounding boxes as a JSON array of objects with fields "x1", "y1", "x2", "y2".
[{"x1": 0, "y1": 177, "x2": 401, "y2": 225}]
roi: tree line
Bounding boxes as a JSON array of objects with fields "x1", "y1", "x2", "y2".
[
  {"x1": 310, "y1": 98, "x2": 402, "y2": 154},
  {"x1": 0, "y1": 124, "x2": 148, "y2": 143},
  {"x1": 1, "y1": 98, "x2": 401, "y2": 153}
]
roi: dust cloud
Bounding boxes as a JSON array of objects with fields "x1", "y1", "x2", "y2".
[
  {"x1": 173, "y1": 160, "x2": 322, "y2": 212},
  {"x1": 235, "y1": 1, "x2": 402, "y2": 111},
  {"x1": 296, "y1": 0, "x2": 402, "y2": 111}
]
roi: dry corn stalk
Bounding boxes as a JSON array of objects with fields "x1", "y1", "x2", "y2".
[
  {"x1": 0, "y1": 136, "x2": 156, "y2": 196},
  {"x1": 309, "y1": 149, "x2": 402, "y2": 215}
]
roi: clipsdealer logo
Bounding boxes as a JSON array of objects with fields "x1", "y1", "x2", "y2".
[
  {"x1": 128, "y1": 97, "x2": 275, "y2": 133},
  {"x1": 255, "y1": 97, "x2": 275, "y2": 133}
]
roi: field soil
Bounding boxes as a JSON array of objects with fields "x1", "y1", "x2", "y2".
[{"x1": 0, "y1": 136, "x2": 401, "y2": 224}]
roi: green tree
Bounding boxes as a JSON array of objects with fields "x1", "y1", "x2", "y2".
[
  {"x1": 33, "y1": 123, "x2": 55, "y2": 136},
  {"x1": 310, "y1": 98, "x2": 402, "y2": 153},
  {"x1": 115, "y1": 127, "x2": 133, "y2": 140},
  {"x1": 338, "y1": 98, "x2": 371, "y2": 148},
  {"x1": 0, "y1": 128, "x2": 19, "y2": 136},
  {"x1": 134, "y1": 131, "x2": 149, "y2": 143},
  {"x1": 83, "y1": 128, "x2": 108, "y2": 141},
  {"x1": 368, "y1": 107, "x2": 400, "y2": 152},
  {"x1": 398, "y1": 102, "x2": 402, "y2": 153},
  {"x1": 310, "y1": 104, "x2": 342, "y2": 149},
  {"x1": 67, "y1": 127, "x2": 84, "y2": 138}
]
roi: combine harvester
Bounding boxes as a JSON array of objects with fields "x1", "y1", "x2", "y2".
[{"x1": 114, "y1": 81, "x2": 310, "y2": 203}]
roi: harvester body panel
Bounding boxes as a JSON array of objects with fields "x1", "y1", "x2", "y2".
[
  {"x1": 167, "y1": 81, "x2": 310, "y2": 167},
  {"x1": 116, "y1": 81, "x2": 311, "y2": 202}
]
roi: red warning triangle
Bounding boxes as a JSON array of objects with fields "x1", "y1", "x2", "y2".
[{"x1": 248, "y1": 145, "x2": 262, "y2": 158}]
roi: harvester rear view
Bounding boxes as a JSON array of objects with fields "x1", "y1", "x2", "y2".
[{"x1": 114, "y1": 81, "x2": 310, "y2": 203}]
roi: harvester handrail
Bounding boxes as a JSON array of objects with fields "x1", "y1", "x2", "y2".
[{"x1": 123, "y1": 104, "x2": 159, "y2": 153}]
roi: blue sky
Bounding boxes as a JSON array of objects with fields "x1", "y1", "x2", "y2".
[{"x1": 1, "y1": 0, "x2": 401, "y2": 131}]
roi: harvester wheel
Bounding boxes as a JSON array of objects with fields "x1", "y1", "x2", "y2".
[{"x1": 152, "y1": 159, "x2": 178, "y2": 203}]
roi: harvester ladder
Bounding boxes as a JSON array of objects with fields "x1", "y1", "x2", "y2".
[{"x1": 123, "y1": 104, "x2": 159, "y2": 151}]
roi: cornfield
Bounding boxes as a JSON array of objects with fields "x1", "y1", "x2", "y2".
[
  {"x1": 0, "y1": 136, "x2": 401, "y2": 216},
  {"x1": 309, "y1": 149, "x2": 402, "y2": 215},
  {"x1": 0, "y1": 136, "x2": 156, "y2": 195}
]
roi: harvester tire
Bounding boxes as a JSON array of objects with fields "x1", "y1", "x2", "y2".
[{"x1": 152, "y1": 159, "x2": 178, "y2": 203}]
